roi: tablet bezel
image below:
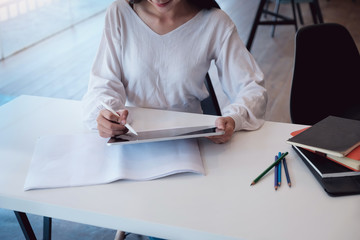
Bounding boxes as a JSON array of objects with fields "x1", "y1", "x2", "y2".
[{"x1": 107, "y1": 126, "x2": 224, "y2": 145}]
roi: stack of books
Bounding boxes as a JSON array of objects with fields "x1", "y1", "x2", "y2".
[{"x1": 287, "y1": 116, "x2": 360, "y2": 196}]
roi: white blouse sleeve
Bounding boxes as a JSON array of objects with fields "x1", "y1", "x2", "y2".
[
  {"x1": 215, "y1": 26, "x2": 267, "y2": 131},
  {"x1": 81, "y1": 6, "x2": 126, "y2": 130}
]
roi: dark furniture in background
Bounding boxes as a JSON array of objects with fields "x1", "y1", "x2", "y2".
[
  {"x1": 265, "y1": 0, "x2": 323, "y2": 37},
  {"x1": 246, "y1": 0, "x2": 323, "y2": 51},
  {"x1": 289, "y1": 23, "x2": 360, "y2": 125},
  {"x1": 201, "y1": 73, "x2": 222, "y2": 116}
]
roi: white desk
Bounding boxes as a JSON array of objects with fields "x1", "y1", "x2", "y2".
[{"x1": 1, "y1": 95, "x2": 359, "y2": 240}]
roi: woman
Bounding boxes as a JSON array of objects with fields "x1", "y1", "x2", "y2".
[{"x1": 82, "y1": 0, "x2": 267, "y2": 144}]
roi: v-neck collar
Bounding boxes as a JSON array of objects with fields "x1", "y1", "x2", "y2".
[{"x1": 124, "y1": 0, "x2": 203, "y2": 37}]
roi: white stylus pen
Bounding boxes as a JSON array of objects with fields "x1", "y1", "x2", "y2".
[{"x1": 100, "y1": 102, "x2": 138, "y2": 136}]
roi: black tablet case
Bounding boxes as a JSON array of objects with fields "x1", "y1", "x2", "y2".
[{"x1": 292, "y1": 146, "x2": 360, "y2": 196}]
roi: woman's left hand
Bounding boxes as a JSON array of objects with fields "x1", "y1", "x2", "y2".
[{"x1": 207, "y1": 116, "x2": 235, "y2": 144}]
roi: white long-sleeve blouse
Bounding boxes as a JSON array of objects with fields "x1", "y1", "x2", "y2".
[{"x1": 82, "y1": 0, "x2": 267, "y2": 131}]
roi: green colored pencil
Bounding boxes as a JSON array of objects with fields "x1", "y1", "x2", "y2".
[{"x1": 250, "y1": 152, "x2": 288, "y2": 186}]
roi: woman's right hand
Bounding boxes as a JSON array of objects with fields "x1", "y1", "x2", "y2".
[{"x1": 96, "y1": 109, "x2": 129, "y2": 138}]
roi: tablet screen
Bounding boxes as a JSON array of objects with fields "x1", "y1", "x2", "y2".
[{"x1": 107, "y1": 126, "x2": 224, "y2": 145}]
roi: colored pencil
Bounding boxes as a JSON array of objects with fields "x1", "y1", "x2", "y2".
[
  {"x1": 278, "y1": 152, "x2": 282, "y2": 187},
  {"x1": 250, "y1": 152, "x2": 288, "y2": 186},
  {"x1": 283, "y1": 157, "x2": 292, "y2": 187},
  {"x1": 274, "y1": 155, "x2": 278, "y2": 190}
]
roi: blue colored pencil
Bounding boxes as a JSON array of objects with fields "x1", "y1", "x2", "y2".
[
  {"x1": 283, "y1": 157, "x2": 292, "y2": 187},
  {"x1": 278, "y1": 152, "x2": 282, "y2": 187},
  {"x1": 274, "y1": 155, "x2": 278, "y2": 190}
]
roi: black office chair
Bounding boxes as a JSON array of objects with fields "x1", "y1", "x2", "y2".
[
  {"x1": 289, "y1": 23, "x2": 360, "y2": 125},
  {"x1": 201, "y1": 73, "x2": 222, "y2": 116}
]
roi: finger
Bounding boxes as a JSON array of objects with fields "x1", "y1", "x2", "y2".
[
  {"x1": 99, "y1": 119, "x2": 127, "y2": 132},
  {"x1": 117, "y1": 109, "x2": 129, "y2": 125},
  {"x1": 215, "y1": 117, "x2": 226, "y2": 130},
  {"x1": 97, "y1": 122, "x2": 115, "y2": 138},
  {"x1": 101, "y1": 130, "x2": 128, "y2": 138},
  {"x1": 208, "y1": 117, "x2": 235, "y2": 144},
  {"x1": 99, "y1": 121, "x2": 128, "y2": 134},
  {"x1": 98, "y1": 124, "x2": 128, "y2": 138},
  {"x1": 97, "y1": 114, "x2": 121, "y2": 129},
  {"x1": 97, "y1": 115, "x2": 128, "y2": 137},
  {"x1": 207, "y1": 136, "x2": 224, "y2": 144},
  {"x1": 207, "y1": 133, "x2": 231, "y2": 144},
  {"x1": 101, "y1": 109, "x2": 121, "y2": 123},
  {"x1": 98, "y1": 128, "x2": 113, "y2": 138}
]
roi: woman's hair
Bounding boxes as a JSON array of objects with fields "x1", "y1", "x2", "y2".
[{"x1": 128, "y1": 0, "x2": 221, "y2": 9}]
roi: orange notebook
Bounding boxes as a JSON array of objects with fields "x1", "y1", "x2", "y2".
[{"x1": 291, "y1": 127, "x2": 360, "y2": 171}]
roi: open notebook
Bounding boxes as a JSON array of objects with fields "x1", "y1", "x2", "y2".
[{"x1": 24, "y1": 133, "x2": 204, "y2": 190}]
